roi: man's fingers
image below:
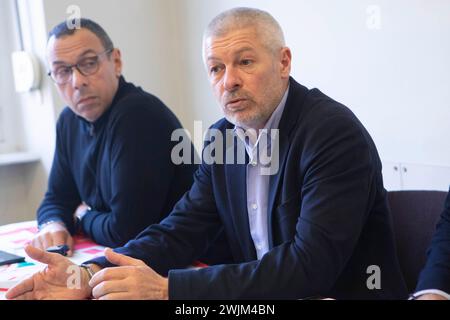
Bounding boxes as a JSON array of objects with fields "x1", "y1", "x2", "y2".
[
  {"x1": 5, "y1": 276, "x2": 34, "y2": 300},
  {"x1": 66, "y1": 235, "x2": 74, "y2": 257},
  {"x1": 42, "y1": 233, "x2": 54, "y2": 249},
  {"x1": 12, "y1": 292, "x2": 35, "y2": 300},
  {"x1": 89, "y1": 267, "x2": 128, "y2": 288},
  {"x1": 91, "y1": 280, "x2": 127, "y2": 300},
  {"x1": 97, "y1": 292, "x2": 131, "y2": 300},
  {"x1": 49, "y1": 231, "x2": 73, "y2": 256},
  {"x1": 52, "y1": 231, "x2": 67, "y2": 247},
  {"x1": 24, "y1": 245, "x2": 58, "y2": 265},
  {"x1": 31, "y1": 236, "x2": 43, "y2": 250},
  {"x1": 51, "y1": 231, "x2": 74, "y2": 256},
  {"x1": 104, "y1": 248, "x2": 145, "y2": 267}
]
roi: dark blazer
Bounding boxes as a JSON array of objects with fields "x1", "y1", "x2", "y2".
[
  {"x1": 416, "y1": 188, "x2": 450, "y2": 293},
  {"x1": 90, "y1": 78, "x2": 408, "y2": 299}
]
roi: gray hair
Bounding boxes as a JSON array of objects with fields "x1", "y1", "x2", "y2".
[{"x1": 203, "y1": 7, "x2": 286, "y2": 55}]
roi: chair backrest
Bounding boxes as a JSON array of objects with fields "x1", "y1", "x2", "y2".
[{"x1": 387, "y1": 190, "x2": 447, "y2": 293}]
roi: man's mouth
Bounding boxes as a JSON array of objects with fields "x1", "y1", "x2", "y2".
[
  {"x1": 226, "y1": 98, "x2": 247, "y2": 110},
  {"x1": 77, "y1": 96, "x2": 97, "y2": 106}
]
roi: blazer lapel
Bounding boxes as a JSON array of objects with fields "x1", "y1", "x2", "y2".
[
  {"x1": 267, "y1": 77, "x2": 309, "y2": 249},
  {"x1": 267, "y1": 131, "x2": 290, "y2": 249},
  {"x1": 224, "y1": 130, "x2": 257, "y2": 260}
]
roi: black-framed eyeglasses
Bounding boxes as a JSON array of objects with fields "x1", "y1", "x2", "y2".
[{"x1": 47, "y1": 48, "x2": 113, "y2": 85}]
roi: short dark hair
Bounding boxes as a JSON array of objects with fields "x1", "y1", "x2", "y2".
[{"x1": 48, "y1": 18, "x2": 114, "y2": 51}]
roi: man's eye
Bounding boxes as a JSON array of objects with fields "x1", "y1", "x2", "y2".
[
  {"x1": 241, "y1": 59, "x2": 253, "y2": 66},
  {"x1": 210, "y1": 66, "x2": 220, "y2": 74},
  {"x1": 79, "y1": 58, "x2": 97, "y2": 69},
  {"x1": 55, "y1": 67, "x2": 71, "y2": 76}
]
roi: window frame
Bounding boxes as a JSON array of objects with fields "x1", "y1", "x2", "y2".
[{"x1": 0, "y1": 0, "x2": 24, "y2": 154}]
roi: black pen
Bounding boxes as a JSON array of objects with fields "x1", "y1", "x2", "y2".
[{"x1": 46, "y1": 245, "x2": 70, "y2": 256}]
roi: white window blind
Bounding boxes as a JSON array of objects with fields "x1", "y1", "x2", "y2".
[{"x1": 0, "y1": 0, "x2": 22, "y2": 153}]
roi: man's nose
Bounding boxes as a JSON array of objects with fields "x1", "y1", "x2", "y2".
[
  {"x1": 223, "y1": 66, "x2": 242, "y2": 92},
  {"x1": 71, "y1": 67, "x2": 89, "y2": 89}
]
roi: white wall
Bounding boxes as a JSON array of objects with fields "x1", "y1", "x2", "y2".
[
  {"x1": 173, "y1": 0, "x2": 450, "y2": 190},
  {"x1": 0, "y1": 0, "x2": 53, "y2": 225},
  {"x1": 0, "y1": 0, "x2": 25, "y2": 154}
]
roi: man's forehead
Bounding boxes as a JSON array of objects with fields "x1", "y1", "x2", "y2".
[
  {"x1": 47, "y1": 29, "x2": 103, "y2": 63},
  {"x1": 205, "y1": 27, "x2": 258, "y2": 45},
  {"x1": 204, "y1": 29, "x2": 262, "y2": 59}
]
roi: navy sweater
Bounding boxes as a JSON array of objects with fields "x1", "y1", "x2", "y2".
[{"x1": 37, "y1": 77, "x2": 197, "y2": 247}]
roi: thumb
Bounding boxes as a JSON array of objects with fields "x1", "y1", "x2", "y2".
[
  {"x1": 66, "y1": 236, "x2": 74, "y2": 257},
  {"x1": 25, "y1": 245, "x2": 58, "y2": 265},
  {"x1": 104, "y1": 248, "x2": 146, "y2": 267}
]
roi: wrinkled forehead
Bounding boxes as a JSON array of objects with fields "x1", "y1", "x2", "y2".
[
  {"x1": 203, "y1": 27, "x2": 264, "y2": 61},
  {"x1": 46, "y1": 29, "x2": 104, "y2": 65}
]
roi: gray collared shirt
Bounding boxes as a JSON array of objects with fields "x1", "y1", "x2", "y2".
[{"x1": 234, "y1": 86, "x2": 289, "y2": 259}]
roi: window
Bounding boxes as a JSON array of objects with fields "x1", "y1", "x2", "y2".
[{"x1": 0, "y1": 0, "x2": 22, "y2": 153}]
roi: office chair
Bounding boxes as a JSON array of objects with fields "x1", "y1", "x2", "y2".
[{"x1": 387, "y1": 190, "x2": 447, "y2": 293}]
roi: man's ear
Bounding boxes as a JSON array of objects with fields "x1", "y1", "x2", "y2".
[
  {"x1": 112, "y1": 48, "x2": 123, "y2": 78},
  {"x1": 279, "y1": 47, "x2": 292, "y2": 79}
]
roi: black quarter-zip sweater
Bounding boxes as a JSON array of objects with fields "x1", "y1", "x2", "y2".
[{"x1": 37, "y1": 77, "x2": 197, "y2": 247}]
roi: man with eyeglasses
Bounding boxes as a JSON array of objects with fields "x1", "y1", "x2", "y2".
[{"x1": 31, "y1": 19, "x2": 200, "y2": 256}]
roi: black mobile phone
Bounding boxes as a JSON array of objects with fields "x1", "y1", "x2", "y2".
[
  {"x1": 0, "y1": 250, "x2": 26, "y2": 266},
  {"x1": 46, "y1": 244, "x2": 69, "y2": 256}
]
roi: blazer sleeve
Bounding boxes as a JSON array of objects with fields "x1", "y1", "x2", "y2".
[
  {"x1": 168, "y1": 114, "x2": 380, "y2": 299},
  {"x1": 416, "y1": 189, "x2": 450, "y2": 293},
  {"x1": 87, "y1": 159, "x2": 223, "y2": 275}
]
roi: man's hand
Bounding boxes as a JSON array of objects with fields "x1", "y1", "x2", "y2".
[
  {"x1": 417, "y1": 293, "x2": 448, "y2": 300},
  {"x1": 5, "y1": 245, "x2": 92, "y2": 300},
  {"x1": 32, "y1": 221, "x2": 74, "y2": 256},
  {"x1": 89, "y1": 248, "x2": 169, "y2": 300},
  {"x1": 75, "y1": 203, "x2": 90, "y2": 221}
]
